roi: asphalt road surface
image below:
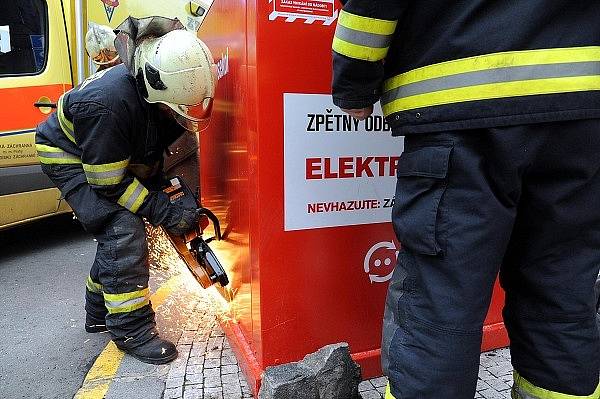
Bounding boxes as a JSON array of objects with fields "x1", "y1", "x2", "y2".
[{"x1": 0, "y1": 214, "x2": 109, "y2": 399}]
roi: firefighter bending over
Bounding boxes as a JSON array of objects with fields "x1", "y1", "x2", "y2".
[
  {"x1": 36, "y1": 25, "x2": 217, "y2": 364},
  {"x1": 331, "y1": 1, "x2": 600, "y2": 398},
  {"x1": 85, "y1": 23, "x2": 121, "y2": 71}
]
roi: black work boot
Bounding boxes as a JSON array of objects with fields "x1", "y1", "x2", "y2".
[
  {"x1": 117, "y1": 336, "x2": 178, "y2": 365},
  {"x1": 85, "y1": 314, "x2": 108, "y2": 333}
]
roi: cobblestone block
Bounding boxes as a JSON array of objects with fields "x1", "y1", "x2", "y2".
[
  {"x1": 189, "y1": 356, "x2": 205, "y2": 366},
  {"x1": 164, "y1": 386, "x2": 183, "y2": 399},
  {"x1": 185, "y1": 373, "x2": 204, "y2": 385},
  {"x1": 204, "y1": 358, "x2": 221, "y2": 369},
  {"x1": 221, "y1": 365, "x2": 238, "y2": 375},
  {"x1": 360, "y1": 390, "x2": 382, "y2": 399},
  {"x1": 370, "y1": 377, "x2": 387, "y2": 388},
  {"x1": 358, "y1": 381, "x2": 374, "y2": 392},
  {"x1": 221, "y1": 355, "x2": 237, "y2": 365},
  {"x1": 206, "y1": 350, "x2": 221, "y2": 359},
  {"x1": 203, "y1": 387, "x2": 223, "y2": 399},
  {"x1": 179, "y1": 331, "x2": 197, "y2": 345},
  {"x1": 166, "y1": 377, "x2": 185, "y2": 389},
  {"x1": 203, "y1": 367, "x2": 220, "y2": 379},
  {"x1": 183, "y1": 386, "x2": 203, "y2": 399},
  {"x1": 204, "y1": 375, "x2": 222, "y2": 389},
  {"x1": 187, "y1": 364, "x2": 204, "y2": 375}
]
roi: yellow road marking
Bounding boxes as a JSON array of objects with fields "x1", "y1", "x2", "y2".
[{"x1": 73, "y1": 273, "x2": 186, "y2": 399}]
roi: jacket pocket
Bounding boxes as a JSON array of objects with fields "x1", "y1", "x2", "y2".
[{"x1": 392, "y1": 144, "x2": 452, "y2": 255}]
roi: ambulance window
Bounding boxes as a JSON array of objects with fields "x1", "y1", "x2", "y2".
[{"x1": 0, "y1": 1, "x2": 48, "y2": 76}]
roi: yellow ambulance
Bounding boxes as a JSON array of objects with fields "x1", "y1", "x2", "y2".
[{"x1": 0, "y1": 0, "x2": 211, "y2": 230}]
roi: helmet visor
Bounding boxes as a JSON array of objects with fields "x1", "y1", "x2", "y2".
[
  {"x1": 173, "y1": 112, "x2": 211, "y2": 133},
  {"x1": 174, "y1": 97, "x2": 214, "y2": 121}
]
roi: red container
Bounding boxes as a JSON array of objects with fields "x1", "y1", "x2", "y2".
[{"x1": 198, "y1": 1, "x2": 508, "y2": 394}]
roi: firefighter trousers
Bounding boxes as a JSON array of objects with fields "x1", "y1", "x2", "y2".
[
  {"x1": 41, "y1": 163, "x2": 157, "y2": 349},
  {"x1": 382, "y1": 119, "x2": 600, "y2": 399}
]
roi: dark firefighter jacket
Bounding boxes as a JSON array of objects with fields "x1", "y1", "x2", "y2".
[
  {"x1": 35, "y1": 64, "x2": 183, "y2": 214},
  {"x1": 332, "y1": 1, "x2": 600, "y2": 135}
]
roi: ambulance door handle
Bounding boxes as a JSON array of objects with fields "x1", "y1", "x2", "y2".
[
  {"x1": 34, "y1": 102, "x2": 57, "y2": 108},
  {"x1": 34, "y1": 96, "x2": 57, "y2": 114}
]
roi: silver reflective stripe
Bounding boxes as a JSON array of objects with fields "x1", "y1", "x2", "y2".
[
  {"x1": 382, "y1": 61, "x2": 600, "y2": 105},
  {"x1": 37, "y1": 151, "x2": 79, "y2": 160},
  {"x1": 85, "y1": 168, "x2": 126, "y2": 181},
  {"x1": 335, "y1": 24, "x2": 393, "y2": 49},
  {"x1": 105, "y1": 295, "x2": 148, "y2": 310},
  {"x1": 125, "y1": 182, "x2": 145, "y2": 210}
]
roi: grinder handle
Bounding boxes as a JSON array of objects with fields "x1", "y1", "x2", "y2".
[{"x1": 197, "y1": 207, "x2": 222, "y2": 241}]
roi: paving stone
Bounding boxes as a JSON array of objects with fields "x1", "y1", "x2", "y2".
[
  {"x1": 487, "y1": 364, "x2": 512, "y2": 378},
  {"x1": 358, "y1": 381, "x2": 374, "y2": 392},
  {"x1": 203, "y1": 387, "x2": 223, "y2": 399},
  {"x1": 189, "y1": 356, "x2": 205, "y2": 366},
  {"x1": 179, "y1": 331, "x2": 197, "y2": 345},
  {"x1": 203, "y1": 367, "x2": 220, "y2": 379},
  {"x1": 477, "y1": 379, "x2": 491, "y2": 391},
  {"x1": 166, "y1": 377, "x2": 185, "y2": 389},
  {"x1": 206, "y1": 350, "x2": 221, "y2": 359},
  {"x1": 221, "y1": 355, "x2": 237, "y2": 365},
  {"x1": 221, "y1": 365, "x2": 238, "y2": 375},
  {"x1": 370, "y1": 377, "x2": 387, "y2": 388},
  {"x1": 187, "y1": 364, "x2": 204, "y2": 375},
  {"x1": 191, "y1": 345, "x2": 207, "y2": 357},
  {"x1": 480, "y1": 388, "x2": 507, "y2": 399},
  {"x1": 486, "y1": 378, "x2": 511, "y2": 392},
  {"x1": 204, "y1": 375, "x2": 222, "y2": 389},
  {"x1": 185, "y1": 374, "x2": 204, "y2": 385},
  {"x1": 204, "y1": 358, "x2": 221, "y2": 369},
  {"x1": 164, "y1": 386, "x2": 183, "y2": 399},
  {"x1": 360, "y1": 390, "x2": 382, "y2": 399},
  {"x1": 183, "y1": 386, "x2": 203, "y2": 399}
]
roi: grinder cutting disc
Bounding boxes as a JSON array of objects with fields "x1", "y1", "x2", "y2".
[{"x1": 162, "y1": 176, "x2": 229, "y2": 289}]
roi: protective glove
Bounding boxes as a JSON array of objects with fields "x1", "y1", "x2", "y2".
[{"x1": 139, "y1": 191, "x2": 199, "y2": 236}]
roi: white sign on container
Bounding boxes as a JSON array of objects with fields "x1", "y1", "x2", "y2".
[{"x1": 284, "y1": 93, "x2": 404, "y2": 231}]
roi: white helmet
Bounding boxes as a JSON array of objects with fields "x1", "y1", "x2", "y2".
[
  {"x1": 85, "y1": 23, "x2": 119, "y2": 66},
  {"x1": 134, "y1": 29, "x2": 217, "y2": 132}
]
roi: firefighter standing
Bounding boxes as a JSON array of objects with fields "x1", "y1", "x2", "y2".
[
  {"x1": 36, "y1": 27, "x2": 217, "y2": 364},
  {"x1": 332, "y1": 1, "x2": 600, "y2": 398}
]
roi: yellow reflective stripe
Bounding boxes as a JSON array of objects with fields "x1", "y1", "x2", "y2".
[
  {"x1": 83, "y1": 159, "x2": 130, "y2": 185},
  {"x1": 38, "y1": 156, "x2": 82, "y2": 165},
  {"x1": 513, "y1": 371, "x2": 600, "y2": 399},
  {"x1": 104, "y1": 288, "x2": 150, "y2": 314},
  {"x1": 57, "y1": 94, "x2": 76, "y2": 143},
  {"x1": 384, "y1": 46, "x2": 600, "y2": 92},
  {"x1": 86, "y1": 175, "x2": 125, "y2": 185},
  {"x1": 86, "y1": 276, "x2": 103, "y2": 294},
  {"x1": 338, "y1": 10, "x2": 397, "y2": 35},
  {"x1": 333, "y1": 36, "x2": 389, "y2": 62},
  {"x1": 36, "y1": 143, "x2": 82, "y2": 164},
  {"x1": 117, "y1": 178, "x2": 149, "y2": 213},
  {"x1": 103, "y1": 287, "x2": 149, "y2": 302},
  {"x1": 382, "y1": 75, "x2": 600, "y2": 115},
  {"x1": 36, "y1": 144, "x2": 63, "y2": 153},
  {"x1": 130, "y1": 186, "x2": 149, "y2": 213},
  {"x1": 106, "y1": 300, "x2": 150, "y2": 314},
  {"x1": 82, "y1": 159, "x2": 130, "y2": 173},
  {"x1": 385, "y1": 383, "x2": 396, "y2": 399}
]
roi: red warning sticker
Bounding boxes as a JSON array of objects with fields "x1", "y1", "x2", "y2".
[{"x1": 269, "y1": 0, "x2": 338, "y2": 25}]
